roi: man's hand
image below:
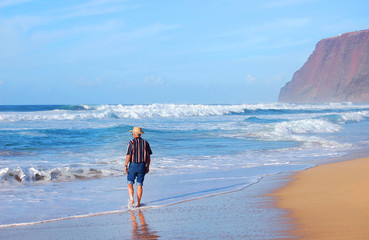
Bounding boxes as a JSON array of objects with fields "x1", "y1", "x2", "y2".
[
  {"x1": 146, "y1": 166, "x2": 150, "y2": 174},
  {"x1": 125, "y1": 155, "x2": 131, "y2": 174}
]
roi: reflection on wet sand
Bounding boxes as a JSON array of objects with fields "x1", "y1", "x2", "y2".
[{"x1": 130, "y1": 210, "x2": 160, "y2": 239}]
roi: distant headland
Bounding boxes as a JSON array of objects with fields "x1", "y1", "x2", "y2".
[{"x1": 278, "y1": 29, "x2": 369, "y2": 103}]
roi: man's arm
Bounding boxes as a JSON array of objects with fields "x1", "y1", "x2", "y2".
[
  {"x1": 124, "y1": 155, "x2": 131, "y2": 174},
  {"x1": 146, "y1": 155, "x2": 151, "y2": 173}
]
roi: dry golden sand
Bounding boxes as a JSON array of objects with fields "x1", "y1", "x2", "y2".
[{"x1": 271, "y1": 157, "x2": 369, "y2": 239}]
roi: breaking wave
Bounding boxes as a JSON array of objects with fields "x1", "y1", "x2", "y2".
[
  {"x1": 0, "y1": 166, "x2": 119, "y2": 185},
  {"x1": 1, "y1": 103, "x2": 369, "y2": 122}
]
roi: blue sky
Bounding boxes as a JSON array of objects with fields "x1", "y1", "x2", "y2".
[{"x1": 0, "y1": 0, "x2": 368, "y2": 104}]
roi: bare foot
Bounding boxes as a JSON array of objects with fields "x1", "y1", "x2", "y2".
[{"x1": 135, "y1": 202, "x2": 141, "y2": 207}]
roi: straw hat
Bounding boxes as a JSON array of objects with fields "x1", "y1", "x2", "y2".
[{"x1": 130, "y1": 127, "x2": 145, "y2": 135}]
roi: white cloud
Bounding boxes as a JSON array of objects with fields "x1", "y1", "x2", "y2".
[
  {"x1": 0, "y1": 0, "x2": 179, "y2": 61},
  {"x1": 246, "y1": 74, "x2": 257, "y2": 84},
  {"x1": 0, "y1": 15, "x2": 44, "y2": 35},
  {"x1": 262, "y1": 0, "x2": 315, "y2": 8},
  {"x1": 59, "y1": 0, "x2": 140, "y2": 19},
  {"x1": 214, "y1": 18, "x2": 312, "y2": 52},
  {"x1": 245, "y1": 17, "x2": 311, "y2": 34},
  {"x1": 30, "y1": 20, "x2": 123, "y2": 43},
  {"x1": 143, "y1": 76, "x2": 165, "y2": 86},
  {"x1": 119, "y1": 24, "x2": 180, "y2": 42},
  {"x1": 266, "y1": 75, "x2": 284, "y2": 84},
  {"x1": 75, "y1": 77, "x2": 105, "y2": 87},
  {"x1": 0, "y1": 15, "x2": 45, "y2": 58},
  {"x1": 56, "y1": 23, "x2": 179, "y2": 59},
  {"x1": 0, "y1": 0, "x2": 33, "y2": 9}
]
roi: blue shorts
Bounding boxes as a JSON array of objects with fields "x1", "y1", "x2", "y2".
[{"x1": 127, "y1": 162, "x2": 147, "y2": 186}]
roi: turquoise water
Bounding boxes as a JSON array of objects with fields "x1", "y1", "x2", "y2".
[{"x1": 1, "y1": 103, "x2": 369, "y2": 226}]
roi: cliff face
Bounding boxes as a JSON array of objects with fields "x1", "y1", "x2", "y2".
[{"x1": 278, "y1": 29, "x2": 369, "y2": 103}]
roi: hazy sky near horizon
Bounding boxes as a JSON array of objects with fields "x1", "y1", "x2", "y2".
[{"x1": 0, "y1": 0, "x2": 368, "y2": 105}]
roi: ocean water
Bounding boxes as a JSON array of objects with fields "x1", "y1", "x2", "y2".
[{"x1": 1, "y1": 103, "x2": 369, "y2": 227}]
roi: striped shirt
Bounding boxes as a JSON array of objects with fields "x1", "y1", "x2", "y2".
[{"x1": 126, "y1": 137, "x2": 152, "y2": 163}]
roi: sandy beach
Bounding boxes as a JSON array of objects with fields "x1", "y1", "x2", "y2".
[{"x1": 272, "y1": 157, "x2": 369, "y2": 239}]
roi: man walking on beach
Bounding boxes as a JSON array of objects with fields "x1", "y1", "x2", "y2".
[{"x1": 124, "y1": 127, "x2": 152, "y2": 207}]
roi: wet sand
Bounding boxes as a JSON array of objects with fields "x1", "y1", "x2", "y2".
[
  {"x1": 271, "y1": 157, "x2": 369, "y2": 239},
  {"x1": 0, "y1": 174, "x2": 292, "y2": 240}
]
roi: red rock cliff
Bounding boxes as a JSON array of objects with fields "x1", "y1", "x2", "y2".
[{"x1": 278, "y1": 29, "x2": 369, "y2": 103}]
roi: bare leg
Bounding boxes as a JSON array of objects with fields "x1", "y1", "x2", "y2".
[
  {"x1": 136, "y1": 185, "x2": 143, "y2": 207},
  {"x1": 128, "y1": 184, "x2": 134, "y2": 204}
]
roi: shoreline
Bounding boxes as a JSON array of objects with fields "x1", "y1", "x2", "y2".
[
  {"x1": 271, "y1": 156, "x2": 369, "y2": 239},
  {"x1": 2, "y1": 153, "x2": 369, "y2": 239},
  {"x1": 0, "y1": 172, "x2": 293, "y2": 240}
]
